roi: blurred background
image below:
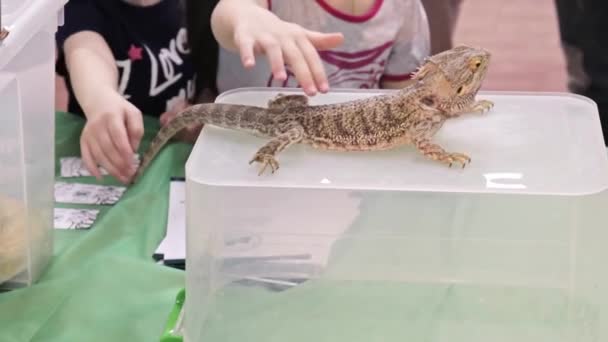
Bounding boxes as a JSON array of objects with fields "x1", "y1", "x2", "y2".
[
  {"x1": 453, "y1": 0, "x2": 567, "y2": 92},
  {"x1": 54, "y1": 0, "x2": 568, "y2": 111}
]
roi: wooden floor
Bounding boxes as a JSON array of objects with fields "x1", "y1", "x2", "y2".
[{"x1": 54, "y1": 0, "x2": 569, "y2": 111}]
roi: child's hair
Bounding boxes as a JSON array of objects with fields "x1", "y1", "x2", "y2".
[{"x1": 184, "y1": 0, "x2": 220, "y2": 97}]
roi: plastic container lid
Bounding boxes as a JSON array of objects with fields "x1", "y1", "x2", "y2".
[
  {"x1": 0, "y1": 0, "x2": 67, "y2": 69},
  {"x1": 1, "y1": 0, "x2": 30, "y2": 19},
  {"x1": 186, "y1": 88, "x2": 608, "y2": 196}
]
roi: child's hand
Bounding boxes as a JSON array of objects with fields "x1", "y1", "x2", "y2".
[
  {"x1": 80, "y1": 90, "x2": 143, "y2": 184},
  {"x1": 215, "y1": 2, "x2": 344, "y2": 96},
  {"x1": 159, "y1": 99, "x2": 203, "y2": 143}
]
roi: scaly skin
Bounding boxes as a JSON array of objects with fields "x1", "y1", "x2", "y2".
[{"x1": 131, "y1": 45, "x2": 492, "y2": 183}]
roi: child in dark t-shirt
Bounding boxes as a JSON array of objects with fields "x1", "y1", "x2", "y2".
[{"x1": 56, "y1": 0, "x2": 209, "y2": 184}]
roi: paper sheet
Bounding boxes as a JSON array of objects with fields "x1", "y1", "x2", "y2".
[
  {"x1": 155, "y1": 179, "x2": 186, "y2": 261},
  {"x1": 54, "y1": 182, "x2": 126, "y2": 205},
  {"x1": 59, "y1": 155, "x2": 139, "y2": 178},
  {"x1": 54, "y1": 208, "x2": 100, "y2": 229}
]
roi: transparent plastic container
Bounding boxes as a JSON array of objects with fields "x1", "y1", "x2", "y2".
[
  {"x1": 0, "y1": 0, "x2": 67, "y2": 289},
  {"x1": 0, "y1": 0, "x2": 30, "y2": 23},
  {"x1": 183, "y1": 87, "x2": 608, "y2": 341}
]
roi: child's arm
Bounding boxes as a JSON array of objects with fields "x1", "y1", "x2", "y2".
[
  {"x1": 63, "y1": 31, "x2": 143, "y2": 184},
  {"x1": 210, "y1": 0, "x2": 344, "y2": 95}
]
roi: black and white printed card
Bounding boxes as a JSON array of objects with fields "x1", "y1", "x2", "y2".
[
  {"x1": 54, "y1": 208, "x2": 100, "y2": 229},
  {"x1": 60, "y1": 155, "x2": 139, "y2": 178},
  {"x1": 54, "y1": 182, "x2": 126, "y2": 205}
]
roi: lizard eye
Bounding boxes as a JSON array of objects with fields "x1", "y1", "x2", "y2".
[
  {"x1": 469, "y1": 59, "x2": 482, "y2": 70},
  {"x1": 457, "y1": 86, "x2": 464, "y2": 94}
]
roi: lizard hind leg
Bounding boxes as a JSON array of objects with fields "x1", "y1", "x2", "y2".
[
  {"x1": 249, "y1": 123, "x2": 304, "y2": 175},
  {"x1": 415, "y1": 139, "x2": 471, "y2": 168},
  {"x1": 267, "y1": 93, "x2": 309, "y2": 111}
]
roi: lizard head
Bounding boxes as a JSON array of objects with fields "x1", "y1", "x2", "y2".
[{"x1": 412, "y1": 45, "x2": 491, "y2": 114}]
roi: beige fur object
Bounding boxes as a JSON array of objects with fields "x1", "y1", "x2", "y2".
[{"x1": 0, "y1": 196, "x2": 29, "y2": 285}]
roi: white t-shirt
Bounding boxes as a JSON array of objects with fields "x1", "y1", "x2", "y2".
[{"x1": 216, "y1": 0, "x2": 430, "y2": 93}]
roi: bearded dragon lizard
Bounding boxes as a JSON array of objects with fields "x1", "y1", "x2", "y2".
[{"x1": 131, "y1": 45, "x2": 492, "y2": 183}]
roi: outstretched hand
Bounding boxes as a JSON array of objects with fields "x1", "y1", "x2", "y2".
[{"x1": 229, "y1": 6, "x2": 343, "y2": 95}]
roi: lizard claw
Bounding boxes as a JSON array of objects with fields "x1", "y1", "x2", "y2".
[
  {"x1": 417, "y1": 141, "x2": 471, "y2": 168},
  {"x1": 471, "y1": 100, "x2": 494, "y2": 114},
  {"x1": 249, "y1": 153, "x2": 280, "y2": 176},
  {"x1": 439, "y1": 152, "x2": 471, "y2": 168}
]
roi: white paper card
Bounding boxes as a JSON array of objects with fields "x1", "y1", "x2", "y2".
[
  {"x1": 54, "y1": 208, "x2": 100, "y2": 229},
  {"x1": 60, "y1": 157, "x2": 108, "y2": 177},
  {"x1": 54, "y1": 182, "x2": 126, "y2": 205},
  {"x1": 60, "y1": 155, "x2": 139, "y2": 178},
  {"x1": 155, "y1": 179, "x2": 186, "y2": 260}
]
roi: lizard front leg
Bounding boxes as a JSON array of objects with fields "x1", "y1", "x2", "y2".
[
  {"x1": 414, "y1": 138, "x2": 471, "y2": 168},
  {"x1": 267, "y1": 93, "x2": 309, "y2": 111},
  {"x1": 249, "y1": 123, "x2": 304, "y2": 175},
  {"x1": 463, "y1": 99, "x2": 494, "y2": 114},
  {"x1": 448, "y1": 99, "x2": 494, "y2": 117}
]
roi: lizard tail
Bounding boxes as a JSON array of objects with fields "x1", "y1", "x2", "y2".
[{"x1": 131, "y1": 103, "x2": 269, "y2": 183}]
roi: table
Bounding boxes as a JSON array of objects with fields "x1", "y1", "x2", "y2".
[{"x1": 0, "y1": 112, "x2": 189, "y2": 341}]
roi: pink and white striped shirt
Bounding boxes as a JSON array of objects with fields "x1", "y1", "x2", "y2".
[{"x1": 216, "y1": 0, "x2": 430, "y2": 92}]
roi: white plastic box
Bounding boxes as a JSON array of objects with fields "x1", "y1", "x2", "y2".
[
  {"x1": 183, "y1": 88, "x2": 608, "y2": 341},
  {"x1": 0, "y1": 0, "x2": 67, "y2": 288}
]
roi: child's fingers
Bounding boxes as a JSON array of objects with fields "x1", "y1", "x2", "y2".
[
  {"x1": 97, "y1": 130, "x2": 131, "y2": 178},
  {"x1": 234, "y1": 30, "x2": 256, "y2": 68},
  {"x1": 296, "y1": 37, "x2": 329, "y2": 93},
  {"x1": 257, "y1": 36, "x2": 286, "y2": 80},
  {"x1": 174, "y1": 99, "x2": 189, "y2": 112},
  {"x1": 305, "y1": 31, "x2": 344, "y2": 51},
  {"x1": 80, "y1": 140, "x2": 102, "y2": 180},
  {"x1": 107, "y1": 118, "x2": 135, "y2": 162},
  {"x1": 89, "y1": 138, "x2": 125, "y2": 183},
  {"x1": 160, "y1": 100, "x2": 189, "y2": 127},
  {"x1": 124, "y1": 107, "x2": 144, "y2": 152},
  {"x1": 282, "y1": 40, "x2": 316, "y2": 95},
  {"x1": 159, "y1": 110, "x2": 178, "y2": 126},
  {"x1": 159, "y1": 112, "x2": 169, "y2": 126}
]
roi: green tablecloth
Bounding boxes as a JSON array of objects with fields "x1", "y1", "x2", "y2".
[{"x1": 0, "y1": 112, "x2": 189, "y2": 341}]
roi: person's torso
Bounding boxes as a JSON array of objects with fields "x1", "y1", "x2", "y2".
[{"x1": 67, "y1": 0, "x2": 196, "y2": 117}]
